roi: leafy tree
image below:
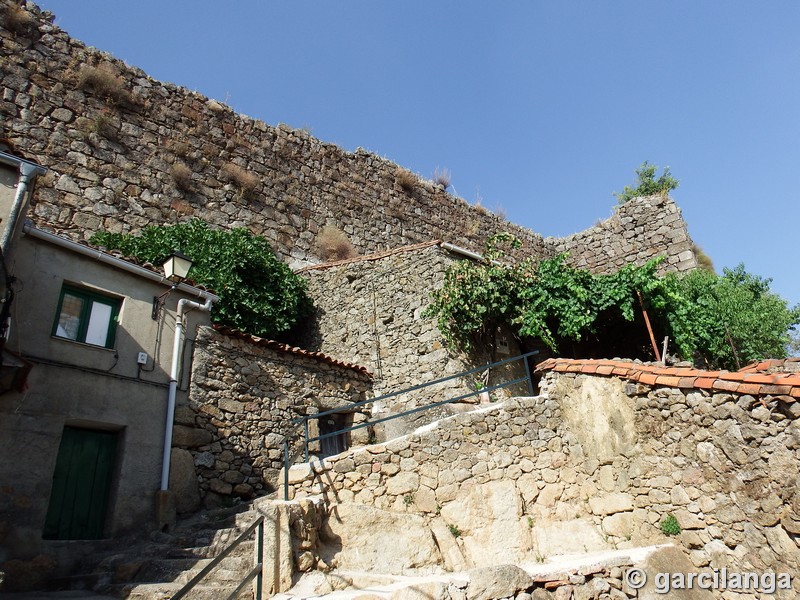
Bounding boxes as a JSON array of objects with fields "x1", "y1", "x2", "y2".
[
  {"x1": 615, "y1": 161, "x2": 679, "y2": 204},
  {"x1": 91, "y1": 219, "x2": 311, "y2": 340},
  {"x1": 663, "y1": 265, "x2": 800, "y2": 369}
]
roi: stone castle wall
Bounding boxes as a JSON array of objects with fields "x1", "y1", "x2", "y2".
[{"x1": 2, "y1": 2, "x2": 695, "y2": 274}]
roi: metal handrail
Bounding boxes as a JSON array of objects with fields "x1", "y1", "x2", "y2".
[
  {"x1": 283, "y1": 350, "x2": 538, "y2": 499},
  {"x1": 171, "y1": 514, "x2": 264, "y2": 600}
]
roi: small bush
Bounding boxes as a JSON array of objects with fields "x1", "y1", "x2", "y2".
[
  {"x1": 448, "y1": 524, "x2": 461, "y2": 538},
  {"x1": 433, "y1": 167, "x2": 452, "y2": 190},
  {"x1": 1, "y1": 3, "x2": 36, "y2": 36},
  {"x1": 221, "y1": 163, "x2": 259, "y2": 199},
  {"x1": 315, "y1": 225, "x2": 357, "y2": 262},
  {"x1": 403, "y1": 494, "x2": 414, "y2": 506},
  {"x1": 74, "y1": 63, "x2": 132, "y2": 107},
  {"x1": 171, "y1": 162, "x2": 193, "y2": 191},
  {"x1": 660, "y1": 514, "x2": 681, "y2": 536},
  {"x1": 615, "y1": 161, "x2": 678, "y2": 204},
  {"x1": 395, "y1": 167, "x2": 418, "y2": 193}
]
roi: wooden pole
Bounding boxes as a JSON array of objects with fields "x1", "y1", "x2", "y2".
[{"x1": 637, "y1": 291, "x2": 661, "y2": 362}]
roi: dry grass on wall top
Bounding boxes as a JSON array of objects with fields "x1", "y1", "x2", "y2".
[
  {"x1": 315, "y1": 225, "x2": 357, "y2": 262},
  {"x1": 395, "y1": 167, "x2": 419, "y2": 194},
  {"x1": 70, "y1": 62, "x2": 135, "y2": 108},
  {"x1": 0, "y1": 2, "x2": 36, "y2": 36}
]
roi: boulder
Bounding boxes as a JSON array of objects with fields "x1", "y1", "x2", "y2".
[
  {"x1": 466, "y1": 565, "x2": 531, "y2": 600},
  {"x1": 320, "y1": 503, "x2": 442, "y2": 574},
  {"x1": 168, "y1": 448, "x2": 200, "y2": 514},
  {"x1": 440, "y1": 479, "x2": 530, "y2": 565},
  {"x1": 532, "y1": 519, "x2": 608, "y2": 557}
]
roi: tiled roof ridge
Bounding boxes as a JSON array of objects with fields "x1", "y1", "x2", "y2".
[
  {"x1": 210, "y1": 324, "x2": 372, "y2": 377},
  {"x1": 296, "y1": 240, "x2": 443, "y2": 273},
  {"x1": 28, "y1": 220, "x2": 214, "y2": 292},
  {"x1": 535, "y1": 357, "x2": 800, "y2": 400}
]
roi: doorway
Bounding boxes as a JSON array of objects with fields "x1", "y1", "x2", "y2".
[
  {"x1": 319, "y1": 413, "x2": 349, "y2": 458},
  {"x1": 43, "y1": 426, "x2": 118, "y2": 540}
]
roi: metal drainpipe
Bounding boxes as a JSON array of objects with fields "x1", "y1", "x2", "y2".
[
  {"x1": 160, "y1": 295, "x2": 214, "y2": 491},
  {"x1": 2, "y1": 161, "x2": 47, "y2": 255}
]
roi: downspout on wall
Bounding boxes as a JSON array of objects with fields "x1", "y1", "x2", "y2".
[{"x1": 0, "y1": 151, "x2": 47, "y2": 258}]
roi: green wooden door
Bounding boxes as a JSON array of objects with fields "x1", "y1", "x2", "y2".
[{"x1": 43, "y1": 427, "x2": 118, "y2": 540}]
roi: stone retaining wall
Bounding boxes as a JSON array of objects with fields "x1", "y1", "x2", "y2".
[
  {"x1": 283, "y1": 370, "x2": 800, "y2": 599},
  {"x1": 173, "y1": 326, "x2": 372, "y2": 508},
  {"x1": 2, "y1": 3, "x2": 695, "y2": 274}
]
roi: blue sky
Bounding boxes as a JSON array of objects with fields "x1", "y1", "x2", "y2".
[{"x1": 35, "y1": 1, "x2": 800, "y2": 308}]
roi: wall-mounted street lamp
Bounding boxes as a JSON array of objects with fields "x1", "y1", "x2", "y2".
[{"x1": 152, "y1": 251, "x2": 194, "y2": 320}]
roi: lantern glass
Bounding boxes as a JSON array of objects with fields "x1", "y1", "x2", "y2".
[{"x1": 163, "y1": 251, "x2": 193, "y2": 282}]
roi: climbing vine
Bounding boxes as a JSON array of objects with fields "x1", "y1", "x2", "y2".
[
  {"x1": 426, "y1": 234, "x2": 799, "y2": 370},
  {"x1": 91, "y1": 219, "x2": 312, "y2": 340}
]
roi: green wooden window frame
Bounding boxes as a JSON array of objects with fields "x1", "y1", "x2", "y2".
[{"x1": 51, "y1": 284, "x2": 121, "y2": 349}]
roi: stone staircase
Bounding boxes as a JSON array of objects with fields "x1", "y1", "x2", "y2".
[{"x1": 56, "y1": 503, "x2": 262, "y2": 600}]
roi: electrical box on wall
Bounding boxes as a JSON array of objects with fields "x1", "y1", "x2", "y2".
[{"x1": 137, "y1": 352, "x2": 148, "y2": 365}]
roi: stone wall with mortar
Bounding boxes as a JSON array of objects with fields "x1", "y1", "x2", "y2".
[
  {"x1": 283, "y1": 375, "x2": 800, "y2": 599},
  {"x1": 2, "y1": 3, "x2": 695, "y2": 275},
  {"x1": 299, "y1": 242, "x2": 530, "y2": 440},
  {"x1": 174, "y1": 326, "x2": 372, "y2": 509}
]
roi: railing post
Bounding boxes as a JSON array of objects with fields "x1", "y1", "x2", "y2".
[
  {"x1": 283, "y1": 439, "x2": 289, "y2": 502},
  {"x1": 523, "y1": 355, "x2": 534, "y2": 396},
  {"x1": 255, "y1": 519, "x2": 264, "y2": 600},
  {"x1": 303, "y1": 418, "x2": 309, "y2": 462}
]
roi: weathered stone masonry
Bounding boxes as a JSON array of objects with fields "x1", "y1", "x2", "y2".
[
  {"x1": 299, "y1": 241, "x2": 530, "y2": 439},
  {"x1": 174, "y1": 325, "x2": 372, "y2": 508},
  {"x1": 2, "y1": 2, "x2": 696, "y2": 275},
  {"x1": 284, "y1": 358, "x2": 800, "y2": 599}
]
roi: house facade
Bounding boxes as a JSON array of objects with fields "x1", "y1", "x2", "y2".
[{"x1": 0, "y1": 150, "x2": 216, "y2": 580}]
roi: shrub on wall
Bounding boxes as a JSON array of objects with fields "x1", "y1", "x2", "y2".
[
  {"x1": 615, "y1": 161, "x2": 678, "y2": 204},
  {"x1": 91, "y1": 219, "x2": 312, "y2": 340}
]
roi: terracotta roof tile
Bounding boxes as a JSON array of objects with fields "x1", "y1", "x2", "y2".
[
  {"x1": 211, "y1": 324, "x2": 372, "y2": 377},
  {"x1": 735, "y1": 383, "x2": 763, "y2": 396},
  {"x1": 535, "y1": 357, "x2": 800, "y2": 398}
]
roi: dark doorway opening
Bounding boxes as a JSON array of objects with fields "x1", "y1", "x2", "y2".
[{"x1": 319, "y1": 413, "x2": 349, "y2": 458}]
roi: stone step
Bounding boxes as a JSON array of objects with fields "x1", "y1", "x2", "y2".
[
  {"x1": 282, "y1": 545, "x2": 671, "y2": 600},
  {"x1": 132, "y1": 554, "x2": 253, "y2": 585},
  {"x1": 167, "y1": 538, "x2": 255, "y2": 559},
  {"x1": 110, "y1": 581, "x2": 252, "y2": 600}
]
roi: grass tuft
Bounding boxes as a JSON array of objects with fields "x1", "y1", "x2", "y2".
[
  {"x1": 221, "y1": 163, "x2": 259, "y2": 199},
  {"x1": 395, "y1": 167, "x2": 418, "y2": 193},
  {"x1": 171, "y1": 162, "x2": 193, "y2": 192},
  {"x1": 1, "y1": 3, "x2": 36, "y2": 36},
  {"x1": 315, "y1": 225, "x2": 357, "y2": 262},
  {"x1": 73, "y1": 63, "x2": 133, "y2": 107},
  {"x1": 433, "y1": 167, "x2": 451, "y2": 190}
]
